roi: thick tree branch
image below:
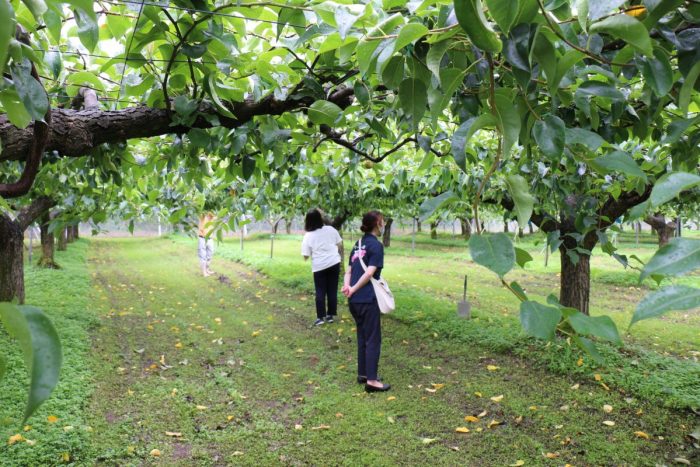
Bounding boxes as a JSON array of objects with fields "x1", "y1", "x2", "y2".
[
  {"x1": 318, "y1": 126, "x2": 416, "y2": 163},
  {"x1": 0, "y1": 84, "x2": 356, "y2": 163},
  {"x1": 17, "y1": 196, "x2": 56, "y2": 230},
  {"x1": 0, "y1": 29, "x2": 51, "y2": 198}
]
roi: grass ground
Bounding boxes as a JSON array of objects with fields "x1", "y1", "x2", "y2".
[{"x1": 0, "y1": 234, "x2": 698, "y2": 465}]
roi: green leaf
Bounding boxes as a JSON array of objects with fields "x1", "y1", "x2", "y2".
[
  {"x1": 506, "y1": 175, "x2": 535, "y2": 228},
  {"x1": 532, "y1": 114, "x2": 566, "y2": 160},
  {"x1": 572, "y1": 335, "x2": 605, "y2": 364},
  {"x1": 419, "y1": 191, "x2": 458, "y2": 221},
  {"x1": 426, "y1": 40, "x2": 450, "y2": 84},
  {"x1": 589, "y1": 14, "x2": 653, "y2": 56},
  {"x1": 631, "y1": 285, "x2": 700, "y2": 327},
  {"x1": 0, "y1": 88, "x2": 32, "y2": 128},
  {"x1": 353, "y1": 80, "x2": 370, "y2": 106},
  {"x1": 519, "y1": 301, "x2": 561, "y2": 340},
  {"x1": 20, "y1": 0, "x2": 47, "y2": 19},
  {"x1": 530, "y1": 29, "x2": 557, "y2": 85},
  {"x1": 514, "y1": 247, "x2": 533, "y2": 268},
  {"x1": 650, "y1": 172, "x2": 700, "y2": 207},
  {"x1": 398, "y1": 78, "x2": 427, "y2": 126},
  {"x1": 242, "y1": 154, "x2": 256, "y2": 180},
  {"x1": 567, "y1": 312, "x2": 621, "y2": 344},
  {"x1": 0, "y1": 303, "x2": 62, "y2": 423},
  {"x1": 591, "y1": 151, "x2": 647, "y2": 181},
  {"x1": 207, "y1": 74, "x2": 235, "y2": 118},
  {"x1": 395, "y1": 23, "x2": 429, "y2": 51},
  {"x1": 469, "y1": 233, "x2": 515, "y2": 278},
  {"x1": 588, "y1": 0, "x2": 625, "y2": 21},
  {"x1": 10, "y1": 59, "x2": 48, "y2": 121},
  {"x1": 451, "y1": 114, "x2": 498, "y2": 171},
  {"x1": 65, "y1": 70, "x2": 105, "y2": 97},
  {"x1": 494, "y1": 91, "x2": 521, "y2": 158},
  {"x1": 74, "y1": 7, "x2": 98, "y2": 52},
  {"x1": 0, "y1": 353, "x2": 6, "y2": 381},
  {"x1": 575, "y1": 0, "x2": 589, "y2": 31},
  {"x1": 45, "y1": 50, "x2": 61, "y2": 80},
  {"x1": 484, "y1": 0, "x2": 520, "y2": 34},
  {"x1": 308, "y1": 100, "x2": 344, "y2": 126},
  {"x1": 335, "y1": 6, "x2": 359, "y2": 40},
  {"x1": 0, "y1": 0, "x2": 14, "y2": 74},
  {"x1": 679, "y1": 60, "x2": 700, "y2": 117},
  {"x1": 639, "y1": 48, "x2": 673, "y2": 97},
  {"x1": 575, "y1": 81, "x2": 626, "y2": 101},
  {"x1": 640, "y1": 238, "x2": 700, "y2": 282},
  {"x1": 566, "y1": 128, "x2": 606, "y2": 151}
]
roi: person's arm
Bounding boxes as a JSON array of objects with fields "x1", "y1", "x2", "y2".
[
  {"x1": 343, "y1": 265, "x2": 377, "y2": 298},
  {"x1": 301, "y1": 235, "x2": 311, "y2": 260}
]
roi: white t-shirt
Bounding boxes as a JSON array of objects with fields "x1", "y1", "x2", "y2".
[{"x1": 301, "y1": 225, "x2": 342, "y2": 272}]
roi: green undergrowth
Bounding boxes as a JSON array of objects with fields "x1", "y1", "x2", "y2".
[
  {"x1": 0, "y1": 241, "x2": 96, "y2": 465},
  {"x1": 209, "y1": 236, "x2": 700, "y2": 410}
]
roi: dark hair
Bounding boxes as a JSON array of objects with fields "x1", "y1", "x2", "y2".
[
  {"x1": 304, "y1": 209, "x2": 324, "y2": 232},
  {"x1": 360, "y1": 211, "x2": 384, "y2": 233}
]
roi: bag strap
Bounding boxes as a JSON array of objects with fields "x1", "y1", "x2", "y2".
[{"x1": 357, "y1": 237, "x2": 368, "y2": 273}]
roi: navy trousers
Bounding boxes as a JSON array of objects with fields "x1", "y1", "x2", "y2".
[
  {"x1": 349, "y1": 301, "x2": 382, "y2": 380},
  {"x1": 312, "y1": 263, "x2": 340, "y2": 319}
]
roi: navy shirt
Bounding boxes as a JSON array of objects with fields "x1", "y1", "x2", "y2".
[{"x1": 348, "y1": 234, "x2": 384, "y2": 304}]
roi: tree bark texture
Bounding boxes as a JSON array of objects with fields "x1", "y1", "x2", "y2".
[
  {"x1": 0, "y1": 197, "x2": 55, "y2": 303},
  {"x1": 37, "y1": 212, "x2": 59, "y2": 269},
  {"x1": 416, "y1": 220, "x2": 422, "y2": 233},
  {"x1": 382, "y1": 217, "x2": 393, "y2": 247},
  {"x1": 645, "y1": 214, "x2": 676, "y2": 247},
  {"x1": 0, "y1": 213, "x2": 25, "y2": 302},
  {"x1": 559, "y1": 246, "x2": 592, "y2": 316},
  {"x1": 57, "y1": 227, "x2": 67, "y2": 251},
  {"x1": 66, "y1": 225, "x2": 75, "y2": 243},
  {"x1": 430, "y1": 222, "x2": 438, "y2": 239},
  {"x1": 459, "y1": 217, "x2": 471, "y2": 240},
  {"x1": 72, "y1": 224, "x2": 80, "y2": 240}
]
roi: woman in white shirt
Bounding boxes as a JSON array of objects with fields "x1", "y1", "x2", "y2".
[{"x1": 301, "y1": 209, "x2": 343, "y2": 326}]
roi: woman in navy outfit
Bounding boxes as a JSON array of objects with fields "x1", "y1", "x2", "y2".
[{"x1": 342, "y1": 211, "x2": 391, "y2": 393}]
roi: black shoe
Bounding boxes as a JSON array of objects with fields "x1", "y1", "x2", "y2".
[
  {"x1": 325, "y1": 316, "x2": 334, "y2": 323},
  {"x1": 313, "y1": 318, "x2": 325, "y2": 326},
  {"x1": 365, "y1": 383, "x2": 391, "y2": 393},
  {"x1": 357, "y1": 376, "x2": 382, "y2": 384}
]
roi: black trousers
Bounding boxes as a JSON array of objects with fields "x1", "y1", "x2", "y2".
[
  {"x1": 349, "y1": 301, "x2": 381, "y2": 380},
  {"x1": 312, "y1": 263, "x2": 340, "y2": 319}
]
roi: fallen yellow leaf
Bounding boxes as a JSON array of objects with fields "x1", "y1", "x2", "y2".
[
  {"x1": 509, "y1": 460, "x2": 525, "y2": 466},
  {"x1": 545, "y1": 452, "x2": 559, "y2": 459},
  {"x1": 311, "y1": 424, "x2": 331, "y2": 430},
  {"x1": 165, "y1": 431, "x2": 182, "y2": 437},
  {"x1": 594, "y1": 374, "x2": 602, "y2": 381},
  {"x1": 603, "y1": 404, "x2": 613, "y2": 413},
  {"x1": 603, "y1": 420, "x2": 616, "y2": 426},
  {"x1": 529, "y1": 406, "x2": 538, "y2": 411},
  {"x1": 478, "y1": 410, "x2": 488, "y2": 418},
  {"x1": 455, "y1": 427, "x2": 470, "y2": 433},
  {"x1": 431, "y1": 383, "x2": 445, "y2": 390},
  {"x1": 464, "y1": 416, "x2": 479, "y2": 423},
  {"x1": 634, "y1": 431, "x2": 650, "y2": 440},
  {"x1": 474, "y1": 392, "x2": 482, "y2": 397},
  {"x1": 47, "y1": 415, "x2": 59, "y2": 423},
  {"x1": 251, "y1": 330, "x2": 261, "y2": 337},
  {"x1": 490, "y1": 395, "x2": 504, "y2": 403},
  {"x1": 8, "y1": 434, "x2": 25, "y2": 445},
  {"x1": 175, "y1": 342, "x2": 183, "y2": 349},
  {"x1": 150, "y1": 449, "x2": 161, "y2": 457},
  {"x1": 486, "y1": 365, "x2": 499, "y2": 371},
  {"x1": 23, "y1": 426, "x2": 31, "y2": 432},
  {"x1": 335, "y1": 413, "x2": 344, "y2": 418},
  {"x1": 487, "y1": 419, "x2": 501, "y2": 429},
  {"x1": 62, "y1": 453, "x2": 71, "y2": 462},
  {"x1": 387, "y1": 396, "x2": 396, "y2": 401},
  {"x1": 294, "y1": 424, "x2": 303, "y2": 430},
  {"x1": 196, "y1": 405, "x2": 208, "y2": 410},
  {"x1": 227, "y1": 415, "x2": 235, "y2": 421}
]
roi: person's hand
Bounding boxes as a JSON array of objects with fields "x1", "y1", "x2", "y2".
[{"x1": 341, "y1": 285, "x2": 353, "y2": 298}]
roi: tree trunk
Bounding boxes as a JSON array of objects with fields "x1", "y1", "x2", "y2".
[
  {"x1": 0, "y1": 213, "x2": 25, "y2": 303},
  {"x1": 459, "y1": 217, "x2": 471, "y2": 240},
  {"x1": 504, "y1": 221, "x2": 509, "y2": 233},
  {"x1": 271, "y1": 219, "x2": 280, "y2": 234},
  {"x1": 57, "y1": 227, "x2": 67, "y2": 251},
  {"x1": 66, "y1": 224, "x2": 75, "y2": 243},
  {"x1": 430, "y1": 221, "x2": 438, "y2": 239},
  {"x1": 417, "y1": 220, "x2": 422, "y2": 233},
  {"x1": 37, "y1": 212, "x2": 59, "y2": 269},
  {"x1": 518, "y1": 227, "x2": 524, "y2": 238},
  {"x1": 285, "y1": 218, "x2": 291, "y2": 234},
  {"x1": 645, "y1": 214, "x2": 676, "y2": 247},
  {"x1": 72, "y1": 224, "x2": 80, "y2": 240},
  {"x1": 382, "y1": 217, "x2": 393, "y2": 247},
  {"x1": 528, "y1": 222, "x2": 534, "y2": 234},
  {"x1": 559, "y1": 246, "x2": 591, "y2": 315}
]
